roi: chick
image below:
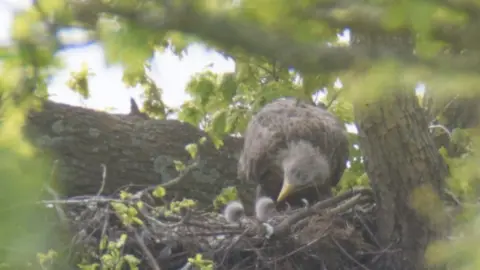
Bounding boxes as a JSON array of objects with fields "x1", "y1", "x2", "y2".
[
  {"x1": 255, "y1": 196, "x2": 278, "y2": 222},
  {"x1": 223, "y1": 200, "x2": 245, "y2": 224}
]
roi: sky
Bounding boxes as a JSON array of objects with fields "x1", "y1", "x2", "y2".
[{"x1": 0, "y1": 0, "x2": 237, "y2": 114}]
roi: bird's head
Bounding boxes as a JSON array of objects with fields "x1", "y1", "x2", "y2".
[{"x1": 277, "y1": 141, "x2": 331, "y2": 202}]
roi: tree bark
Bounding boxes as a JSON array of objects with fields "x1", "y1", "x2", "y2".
[
  {"x1": 354, "y1": 88, "x2": 449, "y2": 269},
  {"x1": 26, "y1": 101, "x2": 256, "y2": 211}
]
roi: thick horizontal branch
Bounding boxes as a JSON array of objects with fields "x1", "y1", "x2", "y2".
[
  {"x1": 309, "y1": 2, "x2": 480, "y2": 51},
  {"x1": 66, "y1": 0, "x2": 480, "y2": 74},
  {"x1": 67, "y1": 0, "x2": 358, "y2": 73},
  {"x1": 26, "y1": 101, "x2": 253, "y2": 210}
]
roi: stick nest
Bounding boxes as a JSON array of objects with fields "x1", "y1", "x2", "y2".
[{"x1": 44, "y1": 187, "x2": 380, "y2": 270}]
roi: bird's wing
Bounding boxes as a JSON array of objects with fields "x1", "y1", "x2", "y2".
[
  {"x1": 259, "y1": 99, "x2": 350, "y2": 187},
  {"x1": 238, "y1": 112, "x2": 286, "y2": 183}
]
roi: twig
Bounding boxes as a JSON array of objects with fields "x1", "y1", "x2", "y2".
[
  {"x1": 41, "y1": 197, "x2": 125, "y2": 205},
  {"x1": 273, "y1": 188, "x2": 373, "y2": 237},
  {"x1": 132, "y1": 159, "x2": 200, "y2": 200},
  {"x1": 325, "y1": 88, "x2": 343, "y2": 109},
  {"x1": 428, "y1": 124, "x2": 452, "y2": 138},
  {"x1": 332, "y1": 237, "x2": 371, "y2": 270},
  {"x1": 43, "y1": 160, "x2": 68, "y2": 223},
  {"x1": 354, "y1": 210, "x2": 380, "y2": 248},
  {"x1": 99, "y1": 207, "x2": 110, "y2": 250},
  {"x1": 273, "y1": 223, "x2": 332, "y2": 264},
  {"x1": 38, "y1": 175, "x2": 378, "y2": 270},
  {"x1": 133, "y1": 229, "x2": 162, "y2": 270},
  {"x1": 96, "y1": 164, "x2": 107, "y2": 196},
  {"x1": 327, "y1": 193, "x2": 368, "y2": 214},
  {"x1": 443, "y1": 188, "x2": 462, "y2": 206}
]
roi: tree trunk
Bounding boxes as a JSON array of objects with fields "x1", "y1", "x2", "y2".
[
  {"x1": 354, "y1": 88, "x2": 449, "y2": 269},
  {"x1": 26, "y1": 101, "x2": 256, "y2": 211}
]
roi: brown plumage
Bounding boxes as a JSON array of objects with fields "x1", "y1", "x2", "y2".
[{"x1": 238, "y1": 98, "x2": 350, "y2": 210}]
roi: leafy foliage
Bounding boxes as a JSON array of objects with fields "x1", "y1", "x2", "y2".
[
  {"x1": 66, "y1": 62, "x2": 94, "y2": 98},
  {"x1": 78, "y1": 234, "x2": 141, "y2": 270},
  {"x1": 213, "y1": 186, "x2": 239, "y2": 210},
  {"x1": 2, "y1": 0, "x2": 480, "y2": 268}
]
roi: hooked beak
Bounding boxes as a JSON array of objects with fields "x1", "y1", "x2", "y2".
[{"x1": 277, "y1": 179, "x2": 294, "y2": 202}]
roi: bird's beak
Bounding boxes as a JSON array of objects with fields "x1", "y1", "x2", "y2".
[{"x1": 277, "y1": 180, "x2": 293, "y2": 202}]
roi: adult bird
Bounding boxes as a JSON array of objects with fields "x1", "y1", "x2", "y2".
[{"x1": 237, "y1": 98, "x2": 350, "y2": 210}]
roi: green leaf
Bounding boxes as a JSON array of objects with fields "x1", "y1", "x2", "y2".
[
  {"x1": 174, "y1": 160, "x2": 186, "y2": 171},
  {"x1": 329, "y1": 99, "x2": 354, "y2": 123},
  {"x1": 132, "y1": 217, "x2": 144, "y2": 226},
  {"x1": 119, "y1": 191, "x2": 132, "y2": 200},
  {"x1": 116, "y1": 234, "x2": 128, "y2": 248},
  {"x1": 185, "y1": 143, "x2": 199, "y2": 159},
  {"x1": 66, "y1": 62, "x2": 94, "y2": 98},
  {"x1": 213, "y1": 186, "x2": 238, "y2": 209},
  {"x1": 122, "y1": 65, "x2": 147, "y2": 87},
  {"x1": 178, "y1": 102, "x2": 203, "y2": 126},
  {"x1": 193, "y1": 78, "x2": 216, "y2": 107},
  {"x1": 99, "y1": 236, "x2": 108, "y2": 251},
  {"x1": 225, "y1": 109, "x2": 240, "y2": 133},
  {"x1": 98, "y1": 21, "x2": 156, "y2": 67},
  {"x1": 199, "y1": 136, "x2": 207, "y2": 145},
  {"x1": 218, "y1": 73, "x2": 237, "y2": 104},
  {"x1": 166, "y1": 31, "x2": 194, "y2": 56},
  {"x1": 409, "y1": 0, "x2": 436, "y2": 34},
  {"x1": 37, "y1": 0, "x2": 66, "y2": 15},
  {"x1": 123, "y1": 255, "x2": 141, "y2": 268},
  {"x1": 383, "y1": 2, "x2": 408, "y2": 30},
  {"x1": 111, "y1": 202, "x2": 129, "y2": 213},
  {"x1": 209, "y1": 109, "x2": 228, "y2": 136},
  {"x1": 152, "y1": 186, "x2": 166, "y2": 198},
  {"x1": 209, "y1": 135, "x2": 224, "y2": 149}
]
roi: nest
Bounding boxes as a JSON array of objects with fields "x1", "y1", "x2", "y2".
[{"x1": 42, "y1": 187, "x2": 380, "y2": 270}]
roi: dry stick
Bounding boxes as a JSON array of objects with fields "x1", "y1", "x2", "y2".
[
  {"x1": 99, "y1": 207, "x2": 110, "y2": 246},
  {"x1": 109, "y1": 205, "x2": 162, "y2": 270},
  {"x1": 218, "y1": 226, "x2": 253, "y2": 266},
  {"x1": 354, "y1": 210, "x2": 381, "y2": 248},
  {"x1": 42, "y1": 187, "x2": 373, "y2": 239},
  {"x1": 273, "y1": 188, "x2": 373, "y2": 237},
  {"x1": 41, "y1": 163, "x2": 108, "y2": 206},
  {"x1": 96, "y1": 164, "x2": 107, "y2": 196},
  {"x1": 41, "y1": 197, "x2": 127, "y2": 205},
  {"x1": 263, "y1": 194, "x2": 372, "y2": 265},
  {"x1": 43, "y1": 160, "x2": 68, "y2": 222},
  {"x1": 428, "y1": 124, "x2": 452, "y2": 138},
  {"x1": 332, "y1": 237, "x2": 371, "y2": 270},
  {"x1": 271, "y1": 223, "x2": 332, "y2": 265},
  {"x1": 132, "y1": 159, "x2": 200, "y2": 200},
  {"x1": 40, "y1": 183, "x2": 374, "y2": 269},
  {"x1": 328, "y1": 193, "x2": 368, "y2": 214},
  {"x1": 133, "y1": 229, "x2": 162, "y2": 270}
]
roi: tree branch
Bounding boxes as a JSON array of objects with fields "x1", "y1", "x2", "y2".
[
  {"x1": 66, "y1": 0, "x2": 480, "y2": 74},
  {"x1": 308, "y1": 2, "x2": 480, "y2": 51}
]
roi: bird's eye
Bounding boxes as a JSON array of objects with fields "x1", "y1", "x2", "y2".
[{"x1": 294, "y1": 170, "x2": 308, "y2": 182}]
